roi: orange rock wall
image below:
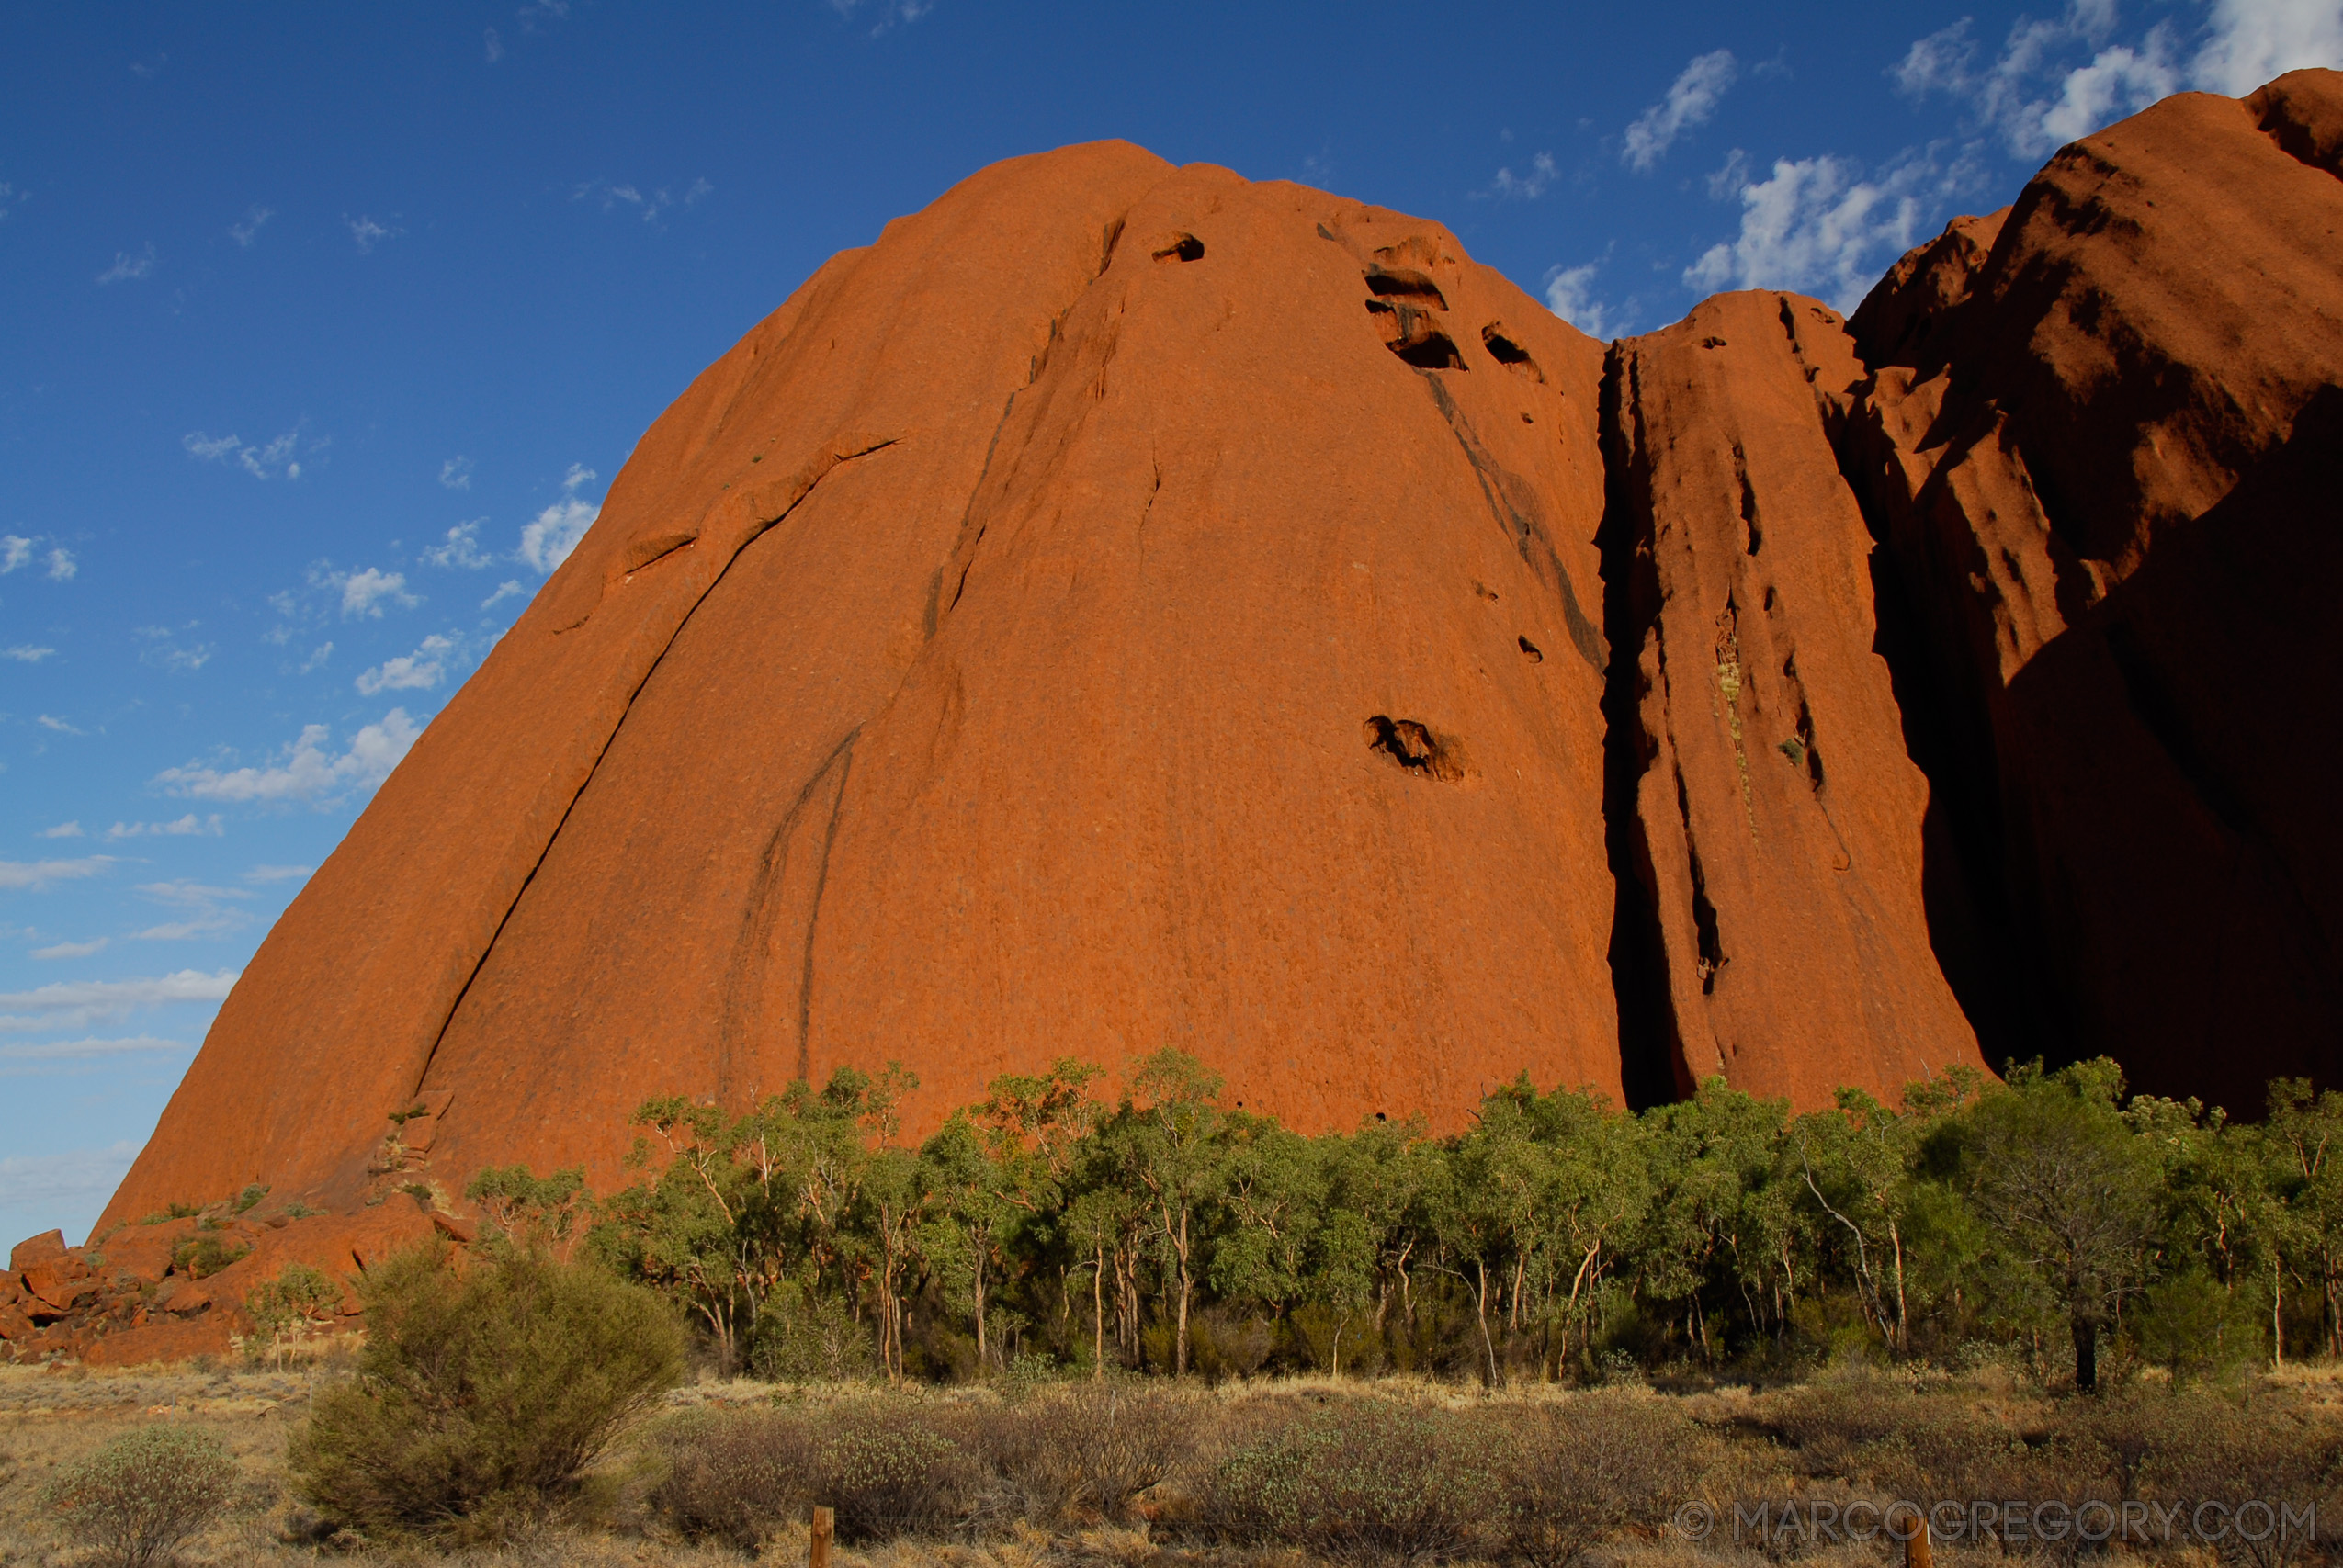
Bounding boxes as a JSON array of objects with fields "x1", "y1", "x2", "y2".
[{"x1": 87, "y1": 72, "x2": 2343, "y2": 1240}]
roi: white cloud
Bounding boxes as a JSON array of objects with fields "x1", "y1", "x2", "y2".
[
  {"x1": 1707, "y1": 148, "x2": 1753, "y2": 198},
  {"x1": 423, "y1": 520, "x2": 492, "y2": 569},
  {"x1": 484, "y1": 26, "x2": 505, "y2": 62},
  {"x1": 243, "y1": 863, "x2": 312, "y2": 884},
  {"x1": 39, "y1": 822, "x2": 83, "y2": 839},
  {"x1": 229, "y1": 205, "x2": 273, "y2": 246},
  {"x1": 0, "y1": 536, "x2": 30, "y2": 572},
  {"x1": 1887, "y1": 0, "x2": 2318, "y2": 161},
  {"x1": 183, "y1": 428, "x2": 308, "y2": 481},
  {"x1": 0, "y1": 857, "x2": 112, "y2": 891},
  {"x1": 0, "y1": 1038, "x2": 179, "y2": 1060},
  {"x1": 482, "y1": 580, "x2": 526, "y2": 610},
  {"x1": 4, "y1": 645, "x2": 56, "y2": 662},
  {"x1": 1544, "y1": 263, "x2": 1625, "y2": 340},
  {"x1": 0, "y1": 969, "x2": 235, "y2": 1032},
  {"x1": 38, "y1": 715, "x2": 84, "y2": 735},
  {"x1": 1684, "y1": 149, "x2": 1970, "y2": 311},
  {"x1": 438, "y1": 456, "x2": 473, "y2": 491},
  {"x1": 103, "y1": 815, "x2": 223, "y2": 841},
  {"x1": 347, "y1": 215, "x2": 402, "y2": 254},
  {"x1": 1624, "y1": 51, "x2": 1739, "y2": 172},
  {"x1": 2192, "y1": 0, "x2": 2343, "y2": 93},
  {"x1": 30, "y1": 939, "x2": 108, "y2": 960},
  {"x1": 134, "y1": 626, "x2": 214, "y2": 672},
  {"x1": 299, "y1": 642, "x2": 334, "y2": 673},
  {"x1": 330, "y1": 566, "x2": 419, "y2": 618},
  {"x1": 154, "y1": 709, "x2": 422, "y2": 805},
  {"x1": 45, "y1": 547, "x2": 74, "y2": 581},
  {"x1": 518, "y1": 464, "x2": 600, "y2": 572},
  {"x1": 357, "y1": 634, "x2": 456, "y2": 694},
  {"x1": 96, "y1": 243, "x2": 156, "y2": 284}
]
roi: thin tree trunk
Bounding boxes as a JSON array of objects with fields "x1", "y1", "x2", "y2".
[
  {"x1": 2073, "y1": 1314, "x2": 2099, "y2": 1393},
  {"x1": 1093, "y1": 1245, "x2": 1106, "y2": 1379}
]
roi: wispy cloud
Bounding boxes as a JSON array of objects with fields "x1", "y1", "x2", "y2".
[
  {"x1": 299, "y1": 642, "x2": 334, "y2": 673},
  {"x1": 45, "y1": 547, "x2": 74, "y2": 581},
  {"x1": 134, "y1": 624, "x2": 215, "y2": 673},
  {"x1": 1488, "y1": 152, "x2": 1560, "y2": 199},
  {"x1": 103, "y1": 814, "x2": 223, "y2": 842},
  {"x1": 38, "y1": 823, "x2": 82, "y2": 840},
  {"x1": 482, "y1": 580, "x2": 526, "y2": 610},
  {"x1": 0, "y1": 536, "x2": 28, "y2": 573},
  {"x1": 828, "y1": 0, "x2": 932, "y2": 33},
  {"x1": 243, "y1": 864, "x2": 312, "y2": 885},
  {"x1": 357, "y1": 634, "x2": 456, "y2": 695},
  {"x1": 1624, "y1": 51, "x2": 1738, "y2": 172},
  {"x1": 0, "y1": 856, "x2": 113, "y2": 891},
  {"x1": 130, "y1": 880, "x2": 253, "y2": 942},
  {"x1": 96, "y1": 243, "x2": 157, "y2": 284},
  {"x1": 37, "y1": 716, "x2": 84, "y2": 736},
  {"x1": 518, "y1": 464, "x2": 599, "y2": 572},
  {"x1": 484, "y1": 27, "x2": 505, "y2": 62},
  {"x1": 0, "y1": 1037, "x2": 180, "y2": 1061},
  {"x1": 572, "y1": 177, "x2": 714, "y2": 223},
  {"x1": 30, "y1": 939, "x2": 108, "y2": 961},
  {"x1": 1888, "y1": 0, "x2": 2317, "y2": 162},
  {"x1": 0, "y1": 1144, "x2": 142, "y2": 1229},
  {"x1": 438, "y1": 456, "x2": 473, "y2": 491},
  {"x1": 155, "y1": 710, "x2": 421, "y2": 805},
  {"x1": 423, "y1": 520, "x2": 492, "y2": 570},
  {"x1": 4, "y1": 645, "x2": 56, "y2": 662},
  {"x1": 229, "y1": 205, "x2": 273, "y2": 246},
  {"x1": 0, "y1": 969, "x2": 235, "y2": 1033},
  {"x1": 182, "y1": 428, "x2": 311, "y2": 480},
  {"x1": 346, "y1": 214, "x2": 403, "y2": 254}
]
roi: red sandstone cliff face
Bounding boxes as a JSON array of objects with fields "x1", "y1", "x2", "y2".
[
  {"x1": 72, "y1": 72, "x2": 2340, "y2": 1274},
  {"x1": 1841, "y1": 69, "x2": 2343, "y2": 1112}
]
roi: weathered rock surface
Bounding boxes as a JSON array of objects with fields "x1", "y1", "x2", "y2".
[
  {"x1": 47, "y1": 71, "x2": 2336, "y2": 1316},
  {"x1": 1842, "y1": 68, "x2": 2343, "y2": 1111}
]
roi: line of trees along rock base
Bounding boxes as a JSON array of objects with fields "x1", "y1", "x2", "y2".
[{"x1": 474, "y1": 1052, "x2": 2343, "y2": 1390}]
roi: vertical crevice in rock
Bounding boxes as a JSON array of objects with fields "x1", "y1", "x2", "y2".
[{"x1": 1596, "y1": 344, "x2": 1688, "y2": 1109}]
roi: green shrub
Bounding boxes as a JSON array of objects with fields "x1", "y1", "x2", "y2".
[
  {"x1": 287, "y1": 1242, "x2": 683, "y2": 1539},
  {"x1": 169, "y1": 1234, "x2": 248, "y2": 1279},
  {"x1": 649, "y1": 1407, "x2": 818, "y2": 1550},
  {"x1": 1497, "y1": 1392, "x2": 1713, "y2": 1568},
  {"x1": 245, "y1": 1261, "x2": 343, "y2": 1368},
  {"x1": 751, "y1": 1281, "x2": 873, "y2": 1381},
  {"x1": 1205, "y1": 1401, "x2": 1492, "y2": 1564},
  {"x1": 820, "y1": 1404, "x2": 979, "y2": 1541},
  {"x1": 42, "y1": 1424, "x2": 235, "y2": 1568},
  {"x1": 969, "y1": 1383, "x2": 1194, "y2": 1526}
]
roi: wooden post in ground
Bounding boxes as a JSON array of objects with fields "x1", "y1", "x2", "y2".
[
  {"x1": 1907, "y1": 1516, "x2": 1932, "y2": 1568},
  {"x1": 811, "y1": 1506, "x2": 834, "y2": 1568}
]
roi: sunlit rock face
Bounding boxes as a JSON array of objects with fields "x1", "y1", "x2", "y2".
[{"x1": 96, "y1": 71, "x2": 2341, "y2": 1254}]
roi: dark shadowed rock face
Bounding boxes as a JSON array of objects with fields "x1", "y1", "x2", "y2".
[
  {"x1": 1842, "y1": 68, "x2": 2343, "y2": 1113},
  {"x1": 51, "y1": 74, "x2": 2334, "y2": 1326}
]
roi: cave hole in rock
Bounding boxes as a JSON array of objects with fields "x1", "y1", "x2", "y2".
[
  {"x1": 1364, "y1": 715, "x2": 1467, "y2": 782},
  {"x1": 1152, "y1": 232, "x2": 1205, "y2": 263},
  {"x1": 1364, "y1": 266, "x2": 1449, "y2": 309},
  {"x1": 1481, "y1": 324, "x2": 1546, "y2": 382},
  {"x1": 1518, "y1": 635, "x2": 1544, "y2": 662}
]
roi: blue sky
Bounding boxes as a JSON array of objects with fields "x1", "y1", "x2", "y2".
[{"x1": 4, "y1": 0, "x2": 2336, "y2": 1246}]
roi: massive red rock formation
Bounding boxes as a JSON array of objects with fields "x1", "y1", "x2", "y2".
[{"x1": 41, "y1": 73, "x2": 2331, "y2": 1341}]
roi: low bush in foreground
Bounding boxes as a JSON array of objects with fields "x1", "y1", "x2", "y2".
[
  {"x1": 288, "y1": 1242, "x2": 683, "y2": 1540},
  {"x1": 41, "y1": 1423, "x2": 235, "y2": 1568}
]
